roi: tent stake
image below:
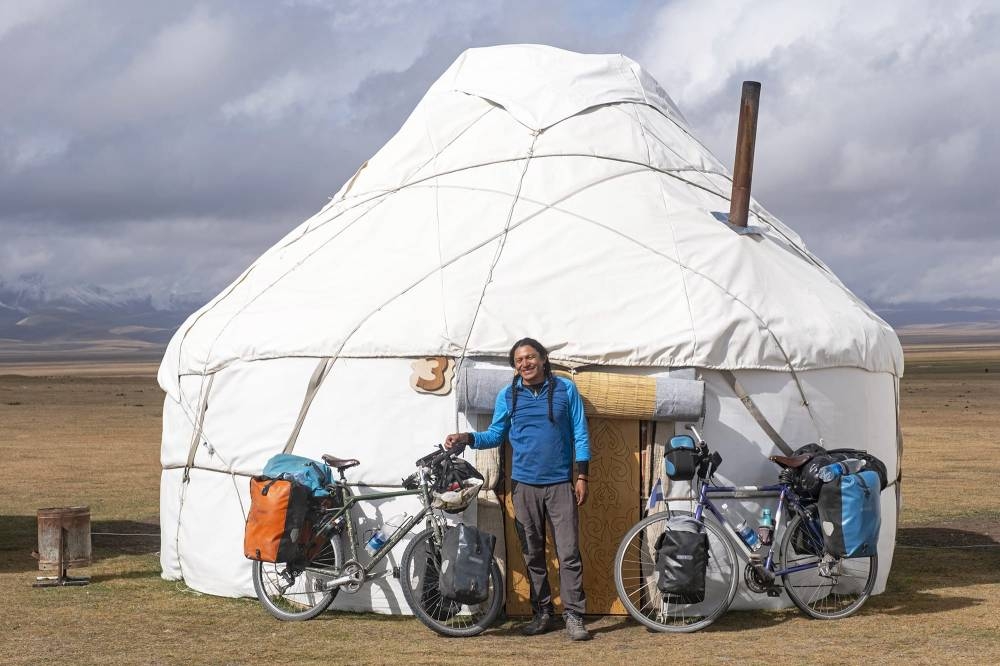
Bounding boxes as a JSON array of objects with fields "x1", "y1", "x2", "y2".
[{"x1": 729, "y1": 81, "x2": 761, "y2": 228}]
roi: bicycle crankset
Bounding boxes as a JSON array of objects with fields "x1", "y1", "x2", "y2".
[
  {"x1": 338, "y1": 561, "x2": 365, "y2": 593},
  {"x1": 743, "y1": 561, "x2": 775, "y2": 594}
]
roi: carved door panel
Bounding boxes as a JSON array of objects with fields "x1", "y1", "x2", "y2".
[{"x1": 500, "y1": 418, "x2": 640, "y2": 615}]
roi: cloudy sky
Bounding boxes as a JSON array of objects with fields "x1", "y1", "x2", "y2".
[{"x1": 1, "y1": 0, "x2": 998, "y2": 316}]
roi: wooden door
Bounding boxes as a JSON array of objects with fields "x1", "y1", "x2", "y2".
[{"x1": 500, "y1": 418, "x2": 640, "y2": 615}]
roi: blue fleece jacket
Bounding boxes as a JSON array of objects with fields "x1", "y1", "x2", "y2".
[{"x1": 470, "y1": 376, "x2": 590, "y2": 485}]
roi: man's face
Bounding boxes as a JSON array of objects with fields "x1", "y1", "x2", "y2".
[{"x1": 513, "y1": 345, "x2": 545, "y2": 385}]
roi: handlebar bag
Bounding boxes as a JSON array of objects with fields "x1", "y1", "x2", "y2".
[
  {"x1": 262, "y1": 453, "x2": 334, "y2": 497},
  {"x1": 818, "y1": 470, "x2": 881, "y2": 558},
  {"x1": 654, "y1": 517, "x2": 708, "y2": 603},
  {"x1": 438, "y1": 524, "x2": 496, "y2": 604},
  {"x1": 664, "y1": 435, "x2": 699, "y2": 481},
  {"x1": 244, "y1": 477, "x2": 311, "y2": 562}
]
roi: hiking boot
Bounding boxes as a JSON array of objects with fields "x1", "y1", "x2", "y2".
[
  {"x1": 521, "y1": 611, "x2": 554, "y2": 636},
  {"x1": 564, "y1": 612, "x2": 591, "y2": 641}
]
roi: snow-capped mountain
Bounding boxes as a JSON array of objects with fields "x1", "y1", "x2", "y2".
[{"x1": 0, "y1": 277, "x2": 200, "y2": 361}]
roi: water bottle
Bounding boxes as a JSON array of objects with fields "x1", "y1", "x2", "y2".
[
  {"x1": 757, "y1": 508, "x2": 775, "y2": 546},
  {"x1": 365, "y1": 513, "x2": 407, "y2": 555},
  {"x1": 817, "y1": 458, "x2": 865, "y2": 483},
  {"x1": 721, "y1": 503, "x2": 761, "y2": 551}
]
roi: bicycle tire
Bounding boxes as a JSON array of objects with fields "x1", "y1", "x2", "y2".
[
  {"x1": 779, "y1": 513, "x2": 877, "y2": 619},
  {"x1": 399, "y1": 527, "x2": 503, "y2": 637},
  {"x1": 252, "y1": 535, "x2": 343, "y2": 621},
  {"x1": 614, "y1": 510, "x2": 739, "y2": 633}
]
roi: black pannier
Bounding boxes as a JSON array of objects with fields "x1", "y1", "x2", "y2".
[
  {"x1": 664, "y1": 435, "x2": 700, "y2": 481},
  {"x1": 788, "y1": 443, "x2": 890, "y2": 501},
  {"x1": 654, "y1": 517, "x2": 708, "y2": 603},
  {"x1": 439, "y1": 524, "x2": 495, "y2": 604},
  {"x1": 789, "y1": 443, "x2": 835, "y2": 500},
  {"x1": 827, "y1": 449, "x2": 889, "y2": 490}
]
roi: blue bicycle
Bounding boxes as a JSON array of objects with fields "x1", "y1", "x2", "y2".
[{"x1": 613, "y1": 426, "x2": 877, "y2": 632}]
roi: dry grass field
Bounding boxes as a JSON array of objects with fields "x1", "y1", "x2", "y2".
[{"x1": 1, "y1": 351, "x2": 998, "y2": 665}]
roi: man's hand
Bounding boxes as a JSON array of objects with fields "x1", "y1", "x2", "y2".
[
  {"x1": 575, "y1": 477, "x2": 588, "y2": 506},
  {"x1": 443, "y1": 432, "x2": 471, "y2": 451}
]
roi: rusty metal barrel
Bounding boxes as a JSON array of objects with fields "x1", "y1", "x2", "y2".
[{"x1": 36, "y1": 506, "x2": 92, "y2": 571}]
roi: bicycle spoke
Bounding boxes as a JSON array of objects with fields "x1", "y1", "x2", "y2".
[
  {"x1": 252, "y1": 537, "x2": 342, "y2": 621},
  {"x1": 398, "y1": 527, "x2": 502, "y2": 636},
  {"x1": 614, "y1": 512, "x2": 738, "y2": 633},
  {"x1": 780, "y1": 514, "x2": 876, "y2": 619}
]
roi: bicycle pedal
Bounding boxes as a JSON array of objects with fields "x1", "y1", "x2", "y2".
[{"x1": 766, "y1": 587, "x2": 782, "y2": 597}]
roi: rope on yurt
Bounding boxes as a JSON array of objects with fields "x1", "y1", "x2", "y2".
[
  {"x1": 231, "y1": 471, "x2": 249, "y2": 524},
  {"x1": 426, "y1": 107, "x2": 451, "y2": 340},
  {"x1": 719, "y1": 370, "x2": 794, "y2": 456},
  {"x1": 282, "y1": 357, "x2": 334, "y2": 454},
  {"x1": 168, "y1": 146, "x2": 893, "y2": 413},
  {"x1": 264, "y1": 142, "x2": 544, "y2": 446},
  {"x1": 453, "y1": 130, "x2": 540, "y2": 428},
  {"x1": 626, "y1": 104, "x2": 824, "y2": 444},
  {"x1": 175, "y1": 149, "x2": 854, "y2": 384},
  {"x1": 179, "y1": 116, "x2": 505, "y2": 384},
  {"x1": 608, "y1": 103, "x2": 893, "y2": 349},
  {"x1": 274, "y1": 105, "x2": 497, "y2": 250},
  {"x1": 182, "y1": 373, "x2": 215, "y2": 483},
  {"x1": 171, "y1": 371, "x2": 217, "y2": 588},
  {"x1": 338, "y1": 160, "x2": 368, "y2": 200},
  {"x1": 629, "y1": 104, "x2": 701, "y2": 360},
  {"x1": 170, "y1": 373, "x2": 249, "y2": 588}
]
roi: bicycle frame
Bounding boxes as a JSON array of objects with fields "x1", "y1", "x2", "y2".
[
  {"x1": 310, "y1": 465, "x2": 445, "y2": 582},
  {"x1": 692, "y1": 480, "x2": 825, "y2": 579}
]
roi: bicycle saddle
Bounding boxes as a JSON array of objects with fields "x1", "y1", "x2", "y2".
[
  {"x1": 769, "y1": 454, "x2": 812, "y2": 469},
  {"x1": 322, "y1": 454, "x2": 360, "y2": 471}
]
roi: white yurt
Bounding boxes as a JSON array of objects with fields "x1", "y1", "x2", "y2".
[{"x1": 157, "y1": 44, "x2": 903, "y2": 614}]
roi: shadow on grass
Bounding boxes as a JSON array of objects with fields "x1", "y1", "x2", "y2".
[
  {"x1": 0, "y1": 514, "x2": 160, "y2": 574},
  {"x1": 593, "y1": 526, "x2": 1000, "y2": 632},
  {"x1": 876, "y1": 526, "x2": 1000, "y2": 616},
  {"x1": 88, "y1": 568, "x2": 163, "y2": 583}
]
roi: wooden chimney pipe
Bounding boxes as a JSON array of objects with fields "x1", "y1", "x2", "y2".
[{"x1": 728, "y1": 81, "x2": 761, "y2": 228}]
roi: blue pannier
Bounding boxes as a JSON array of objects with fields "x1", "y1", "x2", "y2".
[
  {"x1": 817, "y1": 469, "x2": 881, "y2": 558},
  {"x1": 262, "y1": 453, "x2": 333, "y2": 497}
]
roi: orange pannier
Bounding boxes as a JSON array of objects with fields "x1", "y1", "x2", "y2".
[{"x1": 244, "y1": 477, "x2": 310, "y2": 562}]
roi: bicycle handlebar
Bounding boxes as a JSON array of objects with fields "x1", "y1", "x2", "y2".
[
  {"x1": 415, "y1": 445, "x2": 456, "y2": 469},
  {"x1": 685, "y1": 424, "x2": 705, "y2": 445}
]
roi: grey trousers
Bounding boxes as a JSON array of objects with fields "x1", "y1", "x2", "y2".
[{"x1": 512, "y1": 480, "x2": 586, "y2": 616}]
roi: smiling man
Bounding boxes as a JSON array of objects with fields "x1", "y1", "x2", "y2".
[{"x1": 444, "y1": 337, "x2": 592, "y2": 641}]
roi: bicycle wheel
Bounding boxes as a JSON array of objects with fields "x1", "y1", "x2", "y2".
[
  {"x1": 614, "y1": 510, "x2": 739, "y2": 633},
  {"x1": 399, "y1": 527, "x2": 503, "y2": 637},
  {"x1": 252, "y1": 536, "x2": 343, "y2": 621},
  {"x1": 779, "y1": 513, "x2": 877, "y2": 619}
]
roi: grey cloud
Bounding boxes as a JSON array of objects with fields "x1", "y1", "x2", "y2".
[
  {"x1": 1, "y1": 0, "x2": 994, "y2": 315},
  {"x1": 633, "y1": 0, "x2": 1000, "y2": 303}
]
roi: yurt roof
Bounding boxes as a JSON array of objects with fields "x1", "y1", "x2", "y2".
[{"x1": 158, "y1": 44, "x2": 903, "y2": 399}]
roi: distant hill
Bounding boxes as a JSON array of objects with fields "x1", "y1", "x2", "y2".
[
  {"x1": 871, "y1": 298, "x2": 1000, "y2": 329},
  {"x1": 0, "y1": 281, "x2": 196, "y2": 363},
  {"x1": 870, "y1": 298, "x2": 1000, "y2": 346}
]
